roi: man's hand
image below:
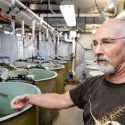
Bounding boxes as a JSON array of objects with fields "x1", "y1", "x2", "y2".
[{"x1": 11, "y1": 95, "x2": 29, "y2": 111}]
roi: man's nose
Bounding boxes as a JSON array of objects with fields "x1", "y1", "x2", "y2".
[{"x1": 94, "y1": 44, "x2": 104, "y2": 55}]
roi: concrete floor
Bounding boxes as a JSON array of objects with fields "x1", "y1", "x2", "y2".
[{"x1": 52, "y1": 84, "x2": 83, "y2": 125}]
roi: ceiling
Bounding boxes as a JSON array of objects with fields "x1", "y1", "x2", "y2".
[
  {"x1": 19, "y1": 0, "x2": 125, "y2": 32},
  {"x1": 0, "y1": 0, "x2": 125, "y2": 33}
]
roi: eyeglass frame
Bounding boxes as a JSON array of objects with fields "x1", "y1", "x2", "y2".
[{"x1": 91, "y1": 36, "x2": 125, "y2": 50}]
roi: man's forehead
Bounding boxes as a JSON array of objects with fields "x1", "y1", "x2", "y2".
[{"x1": 99, "y1": 19, "x2": 122, "y2": 31}]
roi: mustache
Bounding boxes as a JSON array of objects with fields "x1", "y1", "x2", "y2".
[{"x1": 96, "y1": 56, "x2": 110, "y2": 62}]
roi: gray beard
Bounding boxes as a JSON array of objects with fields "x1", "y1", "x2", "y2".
[{"x1": 98, "y1": 64, "x2": 115, "y2": 75}]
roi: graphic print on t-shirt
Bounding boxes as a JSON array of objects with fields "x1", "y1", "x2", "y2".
[{"x1": 89, "y1": 100, "x2": 125, "y2": 125}]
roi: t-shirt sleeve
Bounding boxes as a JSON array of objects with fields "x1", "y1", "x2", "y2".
[
  {"x1": 69, "y1": 83, "x2": 86, "y2": 109},
  {"x1": 69, "y1": 76, "x2": 101, "y2": 109}
]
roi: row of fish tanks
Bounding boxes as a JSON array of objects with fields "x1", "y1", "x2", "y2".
[{"x1": 0, "y1": 56, "x2": 70, "y2": 125}]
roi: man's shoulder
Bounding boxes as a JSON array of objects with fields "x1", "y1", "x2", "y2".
[
  {"x1": 85, "y1": 75, "x2": 104, "y2": 84},
  {"x1": 82, "y1": 75, "x2": 104, "y2": 90}
]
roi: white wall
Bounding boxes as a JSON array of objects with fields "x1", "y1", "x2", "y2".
[
  {"x1": 75, "y1": 33, "x2": 95, "y2": 81},
  {"x1": 77, "y1": 34, "x2": 95, "y2": 61}
]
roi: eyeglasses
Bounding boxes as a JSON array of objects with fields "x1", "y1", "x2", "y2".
[{"x1": 92, "y1": 37, "x2": 125, "y2": 50}]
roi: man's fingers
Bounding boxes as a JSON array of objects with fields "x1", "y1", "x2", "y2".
[{"x1": 10, "y1": 95, "x2": 29, "y2": 110}]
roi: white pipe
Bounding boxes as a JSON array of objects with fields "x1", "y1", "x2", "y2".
[
  {"x1": 53, "y1": 34, "x2": 56, "y2": 44},
  {"x1": 57, "y1": 35, "x2": 59, "y2": 45},
  {"x1": 15, "y1": 0, "x2": 62, "y2": 37},
  {"x1": 39, "y1": 30, "x2": 42, "y2": 42},
  {"x1": 32, "y1": 19, "x2": 36, "y2": 39},
  {"x1": 41, "y1": 13, "x2": 101, "y2": 18},
  {"x1": 16, "y1": 0, "x2": 42, "y2": 22},
  {"x1": 11, "y1": 19, "x2": 15, "y2": 34},
  {"x1": 22, "y1": 20, "x2": 25, "y2": 36},
  {"x1": 0, "y1": 0, "x2": 62, "y2": 37},
  {"x1": 72, "y1": 38, "x2": 76, "y2": 76},
  {"x1": 43, "y1": 33, "x2": 45, "y2": 42},
  {"x1": 72, "y1": 38, "x2": 76, "y2": 54},
  {"x1": 46, "y1": 29, "x2": 49, "y2": 41}
]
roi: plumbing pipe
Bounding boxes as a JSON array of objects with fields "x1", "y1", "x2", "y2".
[
  {"x1": 22, "y1": 19, "x2": 25, "y2": 36},
  {"x1": 0, "y1": 0, "x2": 62, "y2": 37},
  {"x1": 39, "y1": 30, "x2": 42, "y2": 42},
  {"x1": 15, "y1": 0, "x2": 62, "y2": 37},
  {"x1": 10, "y1": 16, "x2": 15, "y2": 34},
  {"x1": 32, "y1": 19, "x2": 36, "y2": 39}
]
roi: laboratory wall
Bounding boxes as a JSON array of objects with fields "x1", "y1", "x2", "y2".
[{"x1": 75, "y1": 33, "x2": 95, "y2": 81}]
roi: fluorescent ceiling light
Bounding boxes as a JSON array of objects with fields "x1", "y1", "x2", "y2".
[{"x1": 60, "y1": 1, "x2": 76, "y2": 27}]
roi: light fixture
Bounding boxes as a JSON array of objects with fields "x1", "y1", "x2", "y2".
[{"x1": 60, "y1": 1, "x2": 76, "y2": 27}]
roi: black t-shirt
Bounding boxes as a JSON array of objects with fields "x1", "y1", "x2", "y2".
[{"x1": 69, "y1": 75, "x2": 125, "y2": 125}]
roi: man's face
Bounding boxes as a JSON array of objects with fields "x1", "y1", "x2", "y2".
[{"x1": 93, "y1": 22, "x2": 125, "y2": 75}]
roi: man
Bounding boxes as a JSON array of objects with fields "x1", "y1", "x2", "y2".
[{"x1": 11, "y1": 19, "x2": 125, "y2": 125}]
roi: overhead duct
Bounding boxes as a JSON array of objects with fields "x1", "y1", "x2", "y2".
[
  {"x1": 102, "y1": 0, "x2": 117, "y2": 18},
  {"x1": 41, "y1": 13, "x2": 101, "y2": 18},
  {"x1": 30, "y1": 4, "x2": 60, "y2": 11},
  {"x1": 94, "y1": 0, "x2": 117, "y2": 18}
]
